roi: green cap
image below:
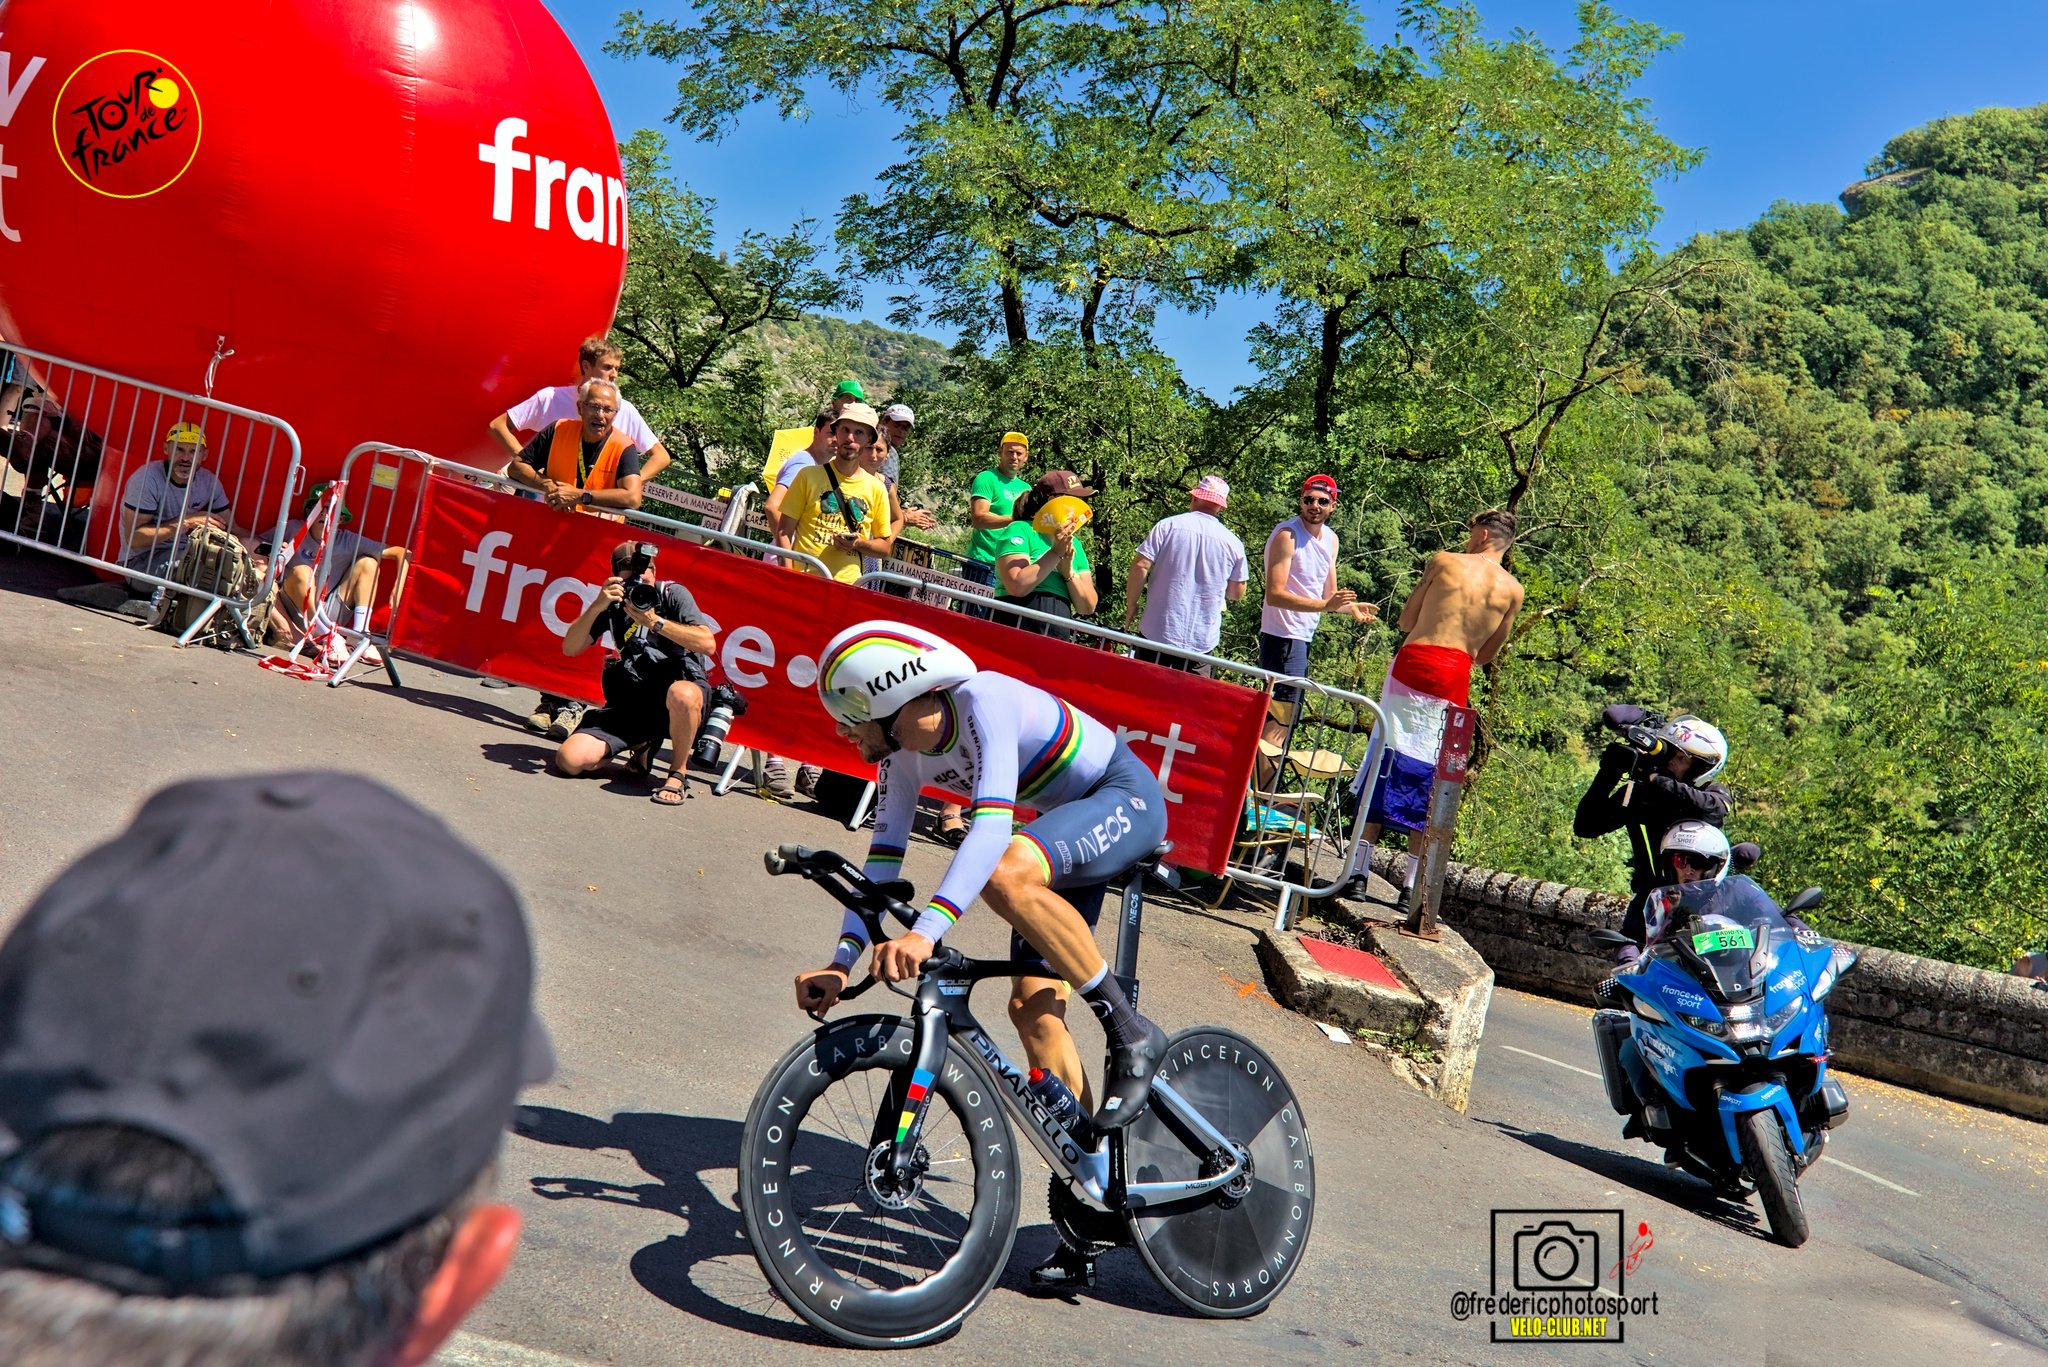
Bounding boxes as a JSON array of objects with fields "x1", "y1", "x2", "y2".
[
  {"x1": 834, "y1": 379, "x2": 867, "y2": 401},
  {"x1": 304, "y1": 481, "x2": 354, "y2": 525}
]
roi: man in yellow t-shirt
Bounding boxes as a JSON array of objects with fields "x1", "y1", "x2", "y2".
[{"x1": 774, "y1": 401, "x2": 892, "y2": 582}]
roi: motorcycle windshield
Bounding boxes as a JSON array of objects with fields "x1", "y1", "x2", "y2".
[{"x1": 1644, "y1": 876, "x2": 1790, "y2": 1000}]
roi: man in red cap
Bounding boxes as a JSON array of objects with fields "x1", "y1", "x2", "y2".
[{"x1": 1260, "y1": 474, "x2": 1373, "y2": 741}]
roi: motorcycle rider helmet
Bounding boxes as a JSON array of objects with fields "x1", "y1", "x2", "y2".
[
  {"x1": 1658, "y1": 820, "x2": 1731, "y2": 886},
  {"x1": 816, "y1": 619, "x2": 977, "y2": 730},
  {"x1": 1655, "y1": 714, "x2": 1726, "y2": 781}
]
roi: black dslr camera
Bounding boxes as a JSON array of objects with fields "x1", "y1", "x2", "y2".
[{"x1": 620, "y1": 541, "x2": 661, "y2": 611}]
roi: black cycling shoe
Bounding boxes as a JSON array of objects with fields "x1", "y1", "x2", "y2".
[
  {"x1": 1621, "y1": 1114, "x2": 1645, "y2": 1141},
  {"x1": 1027, "y1": 1243, "x2": 1097, "y2": 1293},
  {"x1": 1092, "y1": 1019, "x2": 1169, "y2": 1130}
]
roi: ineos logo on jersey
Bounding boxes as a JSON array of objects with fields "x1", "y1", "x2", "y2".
[{"x1": 477, "y1": 117, "x2": 626, "y2": 246}]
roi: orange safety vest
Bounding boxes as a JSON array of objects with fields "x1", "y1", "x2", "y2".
[{"x1": 544, "y1": 420, "x2": 631, "y2": 509}]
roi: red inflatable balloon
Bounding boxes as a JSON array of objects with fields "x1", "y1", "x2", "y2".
[{"x1": 0, "y1": 0, "x2": 626, "y2": 528}]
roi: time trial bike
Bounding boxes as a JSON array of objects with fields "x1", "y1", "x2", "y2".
[{"x1": 740, "y1": 842, "x2": 1316, "y2": 1347}]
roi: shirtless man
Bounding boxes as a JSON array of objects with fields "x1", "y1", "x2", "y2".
[{"x1": 1342, "y1": 509, "x2": 1523, "y2": 903}]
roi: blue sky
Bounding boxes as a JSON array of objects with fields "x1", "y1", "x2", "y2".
[{"x1": 545, "y1": 1, "x2": 2048, "y2": 397}]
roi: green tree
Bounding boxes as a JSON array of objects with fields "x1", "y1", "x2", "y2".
[{"x1": 609, "y1": 130, "x2": 844, "y2": 483}]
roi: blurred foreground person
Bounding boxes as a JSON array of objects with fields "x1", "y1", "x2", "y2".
[{"x1": 0, "y1": 772, "x2": 554, "y2": 1367}]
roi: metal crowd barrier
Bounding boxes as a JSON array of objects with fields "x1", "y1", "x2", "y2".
[
  {"x1": 638, "y1": 479, "x2": 760, "y2": 539},
  {"x1": 0, "y1": 343, "x2": 302, "y2": 647},
  {"x1": 316, "y1": 442, "x2": 835, "y2": 688},
  {"x1": 852, "y1": 568, "x2": 1392, "y2": 926}
]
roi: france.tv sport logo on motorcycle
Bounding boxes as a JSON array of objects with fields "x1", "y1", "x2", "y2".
[{"x1": 1444, "y1": 1209, "x2": 1660, "y2": 1344}]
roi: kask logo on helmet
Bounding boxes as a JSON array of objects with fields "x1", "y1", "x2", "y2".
[
  {"x1": 52, "y1": 50, "x2": 200, "y2": 198},
  {"x1": 865, "y1": 657, "x2": 929, "y2": 697}
]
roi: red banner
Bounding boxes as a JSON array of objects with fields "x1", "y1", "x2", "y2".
[{"x1": 390, "y1": 477, "x2": 1265, "y2": 873}]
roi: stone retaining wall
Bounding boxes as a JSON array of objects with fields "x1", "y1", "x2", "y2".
[{"x1": 1386, "y1": 851, "x2": 2048, "y2": 1122}]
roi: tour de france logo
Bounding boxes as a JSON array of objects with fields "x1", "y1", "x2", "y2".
[{"x1": 51, "y1": 50, "x2": 202, "y2": 199}]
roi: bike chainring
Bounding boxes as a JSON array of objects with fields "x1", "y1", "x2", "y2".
[{"x1": 1047, "y1": 1176, "x2": 1130, "y2": 1253}]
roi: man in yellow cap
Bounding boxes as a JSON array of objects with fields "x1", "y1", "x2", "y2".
[{"x1": 103, "y1": 421, "x2": 252, "y2": 618}]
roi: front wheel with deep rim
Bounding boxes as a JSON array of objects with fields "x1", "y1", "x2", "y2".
[
  {"x1": 1737, "y1": 1107, "x2": 1810, "y2": 1248},
  {"x1": 738, "y1": 1014, "x2": 1020, "y2": 1348},
  {"x1": 1123, "y1": 1026, "x2": 1315, "y2": 1316}
]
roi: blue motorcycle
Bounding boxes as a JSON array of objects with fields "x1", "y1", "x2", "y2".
[{"x1": 1587, "y1": 876, "x2": 1856, "y2": 1247}]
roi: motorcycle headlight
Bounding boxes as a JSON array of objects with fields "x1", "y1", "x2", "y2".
[
  {"x1": 1765, "y1": 999, "x2": 1804, "y2": 1034},
  {"x1": 1631, "y1": 997, "x2": 1670, "y2": 1025},
  {"x1": 1677, "y1": 1011, "x2": 1727, "y2": 1038}
]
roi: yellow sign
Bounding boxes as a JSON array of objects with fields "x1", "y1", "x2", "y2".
[{"x1": 761, "y1": 427, "x2": 814, "y2": 486}]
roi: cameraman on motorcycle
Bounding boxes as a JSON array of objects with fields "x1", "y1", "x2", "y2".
[{"x1": 1575, "y1": 705, "x2": 1736, "y2": 964}]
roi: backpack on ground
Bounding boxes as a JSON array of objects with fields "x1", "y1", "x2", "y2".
[{"x1": 162, "y1": 525, "x2": 272, "y2": 648}]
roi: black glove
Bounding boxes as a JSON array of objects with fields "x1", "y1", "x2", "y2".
[
  {"x1": 1601, "y1": 703, "x2": 1649, "y2": 732},
  {"x1": 1598, "y1": 743, "x2": 1636, "y2": 776}
]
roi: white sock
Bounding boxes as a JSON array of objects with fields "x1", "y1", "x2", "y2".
[
  {"x1": 1345, "y1": 838, "x2": 1377, "y2": 881},
  {"x1": 350, "y1": 604, "x2": 370, "y2": 632},
  {"x1": 310, "y1": 606, "x2": 337, "y2": 636},
  {"x1": 1403, "y1": 855, "x2": 1417, "y2": 888}
]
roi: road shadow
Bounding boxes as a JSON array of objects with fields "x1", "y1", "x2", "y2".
[
  {"x1": 381, "y1": 678, "x2": 535, "y2": 734},
  {"x1": 1477, "y1": 1118, "x2": 1770, "y2": 1241},
  {"x1": 511, "y1": 1104, "x2": 1192, "y2": 1341},
  {"x1": 514, "y1": 1104, "x2": 836, "y2": 1346},
  {"x1": 478, "y1": 739, "x2": 553, "y2": 776}
]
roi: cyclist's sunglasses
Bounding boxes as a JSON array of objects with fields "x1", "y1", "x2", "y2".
[{"x1": 1671, "y1": 851, "x2": 1723, "y2": 872}]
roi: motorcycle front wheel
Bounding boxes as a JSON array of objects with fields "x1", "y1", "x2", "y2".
[
  {"x1": 1737, "y1": 1108, "x2": 1810, "y2": 1248},
  {"x1": 739, "y1": 1014, "x2": 1021, "y2": 1347}
]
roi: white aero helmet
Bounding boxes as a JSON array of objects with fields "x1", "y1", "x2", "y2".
[
  {"x1": 1658, "y1": 820, "x2": 1731, "y2": 884},
  {"x1": 817, "y1": 620, "x2": 976, "y2": 729},
  {"x1": 1657, "y1": 714, "x2": 1727, "y2": 781}
]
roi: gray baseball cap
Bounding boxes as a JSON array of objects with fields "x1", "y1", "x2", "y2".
[{"x1": 0, "y1": 772, "x2": 552, "y2": 1285}]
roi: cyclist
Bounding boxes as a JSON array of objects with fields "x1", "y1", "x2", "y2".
[{"x1": 792, "y1": 621, "x2": 1169, "y2": 1279}]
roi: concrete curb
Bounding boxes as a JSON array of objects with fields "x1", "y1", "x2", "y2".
[{"x1": 1256, "y1": 917, "x2": 1495, "y2": 1114}]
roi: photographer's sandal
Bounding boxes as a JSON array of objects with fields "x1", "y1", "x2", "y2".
[{"x1": 652, "y1": 774, "x2": 690, "y2": 806}]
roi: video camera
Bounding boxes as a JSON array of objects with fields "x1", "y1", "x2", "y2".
[
  {"x1": 620, "y1": 541, "x2": 660, "y2": 611},
  {"x1": 1602, "y1": 706, "x2": 1670, "y2": 766}
]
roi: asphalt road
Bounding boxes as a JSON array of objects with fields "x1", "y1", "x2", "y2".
[{"x1": 3, "y1": 554, "x2": 2044, "y2": 1367}]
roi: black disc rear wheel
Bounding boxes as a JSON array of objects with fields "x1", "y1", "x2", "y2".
[
  {"x1": 739, "y1": 1015, "x2": 1020, "y2": 1347},
  {"x1": 1123, "y1": 1027, "x2": 1314, "y2": 1316}
]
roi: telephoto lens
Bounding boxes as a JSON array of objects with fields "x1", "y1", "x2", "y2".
[{"x1": 693, "y1": 684, "x2": 748, "y2": 764}]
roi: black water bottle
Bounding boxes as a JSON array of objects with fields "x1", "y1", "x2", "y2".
[{"x1": 1026, "y1": 1067, "x2": 1084, "y2": 1135}]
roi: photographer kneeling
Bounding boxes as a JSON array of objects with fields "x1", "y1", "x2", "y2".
[
  {"x1": 554, "y1": 541, "x2": 718, "y2": 806},
  {"x1": 1574, "y1": 705, "x2": 1735, "y2": 964}
]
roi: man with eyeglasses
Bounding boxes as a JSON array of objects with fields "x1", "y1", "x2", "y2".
[{"x1": 1259, "y1": 475, "x2": 1371, "y2": 742}]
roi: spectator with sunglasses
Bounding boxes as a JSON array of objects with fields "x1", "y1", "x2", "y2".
[{"x1": 1259, "y1": 475, "x2": 1372, "y2": 745}]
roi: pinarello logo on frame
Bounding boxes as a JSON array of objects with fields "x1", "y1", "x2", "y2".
[{"x1": 52, "y1": 50, "x2": 202, "y2": 199}]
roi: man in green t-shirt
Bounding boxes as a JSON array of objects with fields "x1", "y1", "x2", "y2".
[
  {"x1": 994, "y1": 469, "x2": 1099, "y2": 642},
  {"x1": 965, "y1": 431, "x2": 1033, "y2": 588}
]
